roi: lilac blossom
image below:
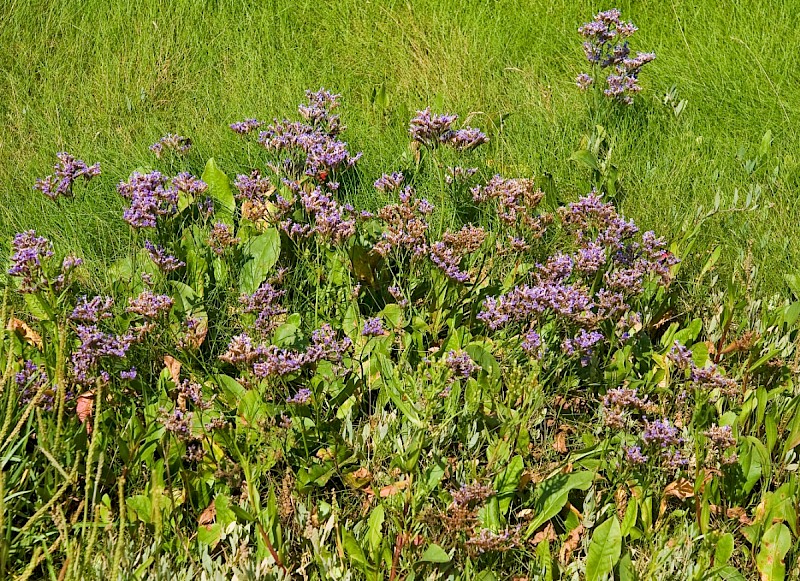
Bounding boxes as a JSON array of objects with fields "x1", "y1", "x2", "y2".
[{"x1": 34, "y1": 152, "x2": 101, "y2": 200}]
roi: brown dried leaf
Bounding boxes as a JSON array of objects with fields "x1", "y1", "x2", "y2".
[
  {"x1": 531, "y1": 523, "x2": 557, "y2": 545},
  {"x1": 8, "y1": 317, "x2": 42, "y2": 349},
  {"x1": 378, "y1": 479, "x2": 409, "y2": 498},
  {"x1": 553, "y1": 431, "x2": 568, "y2": 454},
  {"x1": 198, "y1": 502, "x2": 216, "y2": 529},
  {"x1": 76, "y1": 391, "x2": 94, "y2": 435},
  {"x1": 559, "y1": 523, "x2": 585, "y2": 564},
  {"x1": 665, "y1": 478, "x2": 695, "y2": 500},
  {"x1": 164, "y1": 355, "x2": 181, "y2": 385}
]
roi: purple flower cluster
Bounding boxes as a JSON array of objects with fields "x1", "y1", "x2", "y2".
[
  {"x1": 119, "y1": 171, "x2": 178, "y2": 228},
  {"x1": 127, "y1": 291, "x2": 174, "y2": 318},
  {"x1": 8, "y1": 231, "x2": 54, "y2": 292},
  {"x1": 471, "y1": 176, "x2": 545, "y2": 231},
  {"x1": 16, "y1": 360, "x2": 51, "y2": 410},
  {"x1": 305, "y1": 324, "x2": 352, "y2": 364},
  {"x1": 208, "y1": 222, "x2": 240, "y2": 255},
  {"x1": 641, "y1": 419, "x2": 682, "y2": 448},
  {"x1": 150, "y1": 134, "x2": 192, "y2": 158},
  {"x1": 444, "y1": 350, "x2": 478, "y2": 381},
  {"x1": 445, "y1": 166, "x2": 478, "y2": 185},
  {"x1": 144, "y1": 240, "x2": 185, "y2": 272},
  {"x1": 429, "y1": 225, "x2": 486, "y2": 282},
  {"x1": 34, "y1": 152, "x2": 100, "y2": 200},
  {"x1": 298, "y1": 186, "x2": 356, "y2": 244},
  {"x1": 373, "y1": 187, "x2": 433, "y2": 257},
  {"x1": 577, "y1": 9, "x2": 655, "y2": 104},
  {"x1": 362, "y1": 317, "x2": 386, "y2": 337},
  {"x1": 562, "y1": 329, "x2": 604, "y2": 366},
  {"x1": 71, "y1": 295, "x2": 114, "y2": 322},
  {"x1": 624, "y1": 445, "x2": 648, "y2": 465},
  {"x1": 71, "y1": 324, "x2": 132, "y2": 386},
  {"x1": 230, "y1": 118, "x2": 265, "y2": 134},
  {"x1": 172, "y1": 172, "x2": 208, "y2": 195},
  {"x1": 409, "y1": 108, "x2": 488, "y2": 151},
  {"x1": 252, "y1": 346, "x2": 305, "y2": 377},
  {"x1": 240, "y1": 282, "x2": 287, "y2": 335},
  {"x1": 287, "y1": 388, "x2": 312, "y2": 404},
  {"x1": 298, "y1": 88, "x2": 343, "y2": 134},
  {"x1": 374, "y1": 172, "x2": 404, "y2": 193},
  {"x1": 521, "y1": 328, "x2": 543, "y2": 358}
]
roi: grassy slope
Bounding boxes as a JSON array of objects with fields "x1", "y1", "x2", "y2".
[{"x1": 1, "y1": 0, "x2": 799, "y2": 291}]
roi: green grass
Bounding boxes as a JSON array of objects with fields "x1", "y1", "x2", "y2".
[{"x1": 1, "y1": 0, "x2": 799, "y2": 292}]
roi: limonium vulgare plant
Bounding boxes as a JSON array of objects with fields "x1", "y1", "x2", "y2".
[
  {"x1": 576, "y1": 8, "x2": 655, "y2": 105},
  {"x1": 3, "y1": 83, "x2": 800, "y2": 578}
]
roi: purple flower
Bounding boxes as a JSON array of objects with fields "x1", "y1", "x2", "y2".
[
  {"x1": 305, "y1": 324, "x2": 352, "y2": 364},
  {"x1": 448, "y1": 128, "x2": 488, "y2": 151},
  {"x1": 16, "y1": 360, "x2": 52, "y2": 410},
  {"x1": 150, "y1": 134, "x2": 192, "y2": 158},
  {"x1": 71, "y1": 325, "x2": 132, "y2": 386},
  {"x1": 234, "y1": 171, "x2": 274, "y2": 202},
  {"x1": 287, "y1": 388, "x2": 312, "y2": 404},
  {"x1": 119, "y1": 171, "x2": 178, "y2": 228},
  {"x1": 445, "y1": 166, "x2": 478, "y2": 185},
  {"x1": 127, "y1": 291, "x2": 174, "y2": 318},
  {"x1": 562, "y1": 329, "x2": 604, "y2": 366},
  {"x1": 374, "y1": 172, "x2": 404, "y2": 192},
  {"x1": 34, "y1": 152, "x2": 101, "y2": 200},
  {"x1": 576, "y1": 73, "x2": 594, "y2": 90},
  {"x1": 521, "y1": 329, "x2": 543, "y2": 358},
  {"x1": 668, "y1": 341, "x2": 693, "y2": 370},
  {"x1": 220, "y1": 334, "x2": 262, "y2": 366},
  {"x1": 240, "y1": 282, "x2": 287, "y2": 335},
  {"x1": 252, "y1": 346, "x2": 304, "y2": 377},
  {"x1": 298, "y1": 88, "x2": 343, "y2": 133},
  {"x1": 409, "y1": 108, "x2": 458, "y2": 147},
  {"x1": 230, "y1": 118, "x2": 265, "y2": 134},
  {"x1": 624, "y1": 446, "x2": 648, "y2": 465},
  {"x1": 144, "y1": 240, "x2": 185, "y2": 272},
  {"x1": 71, "y1": 295, "x2": 114, "y2": 323},
  {"x1": 362, "y1": 317, "x2": 385, "y2": 337},
  {"x1": 8, "y1": 231, "x2": 53, "y2": 292},
  {"x1": 691, "y1": 365, "x2": 738, "y2": 394},
  {"x1": 642, "y1": 419, "x2": 682, "y2": 448},
  {"x1": 373, "y1": 186, "x2": 432, "y2": 257},
  {"x1": 445, "y1": 350, "x2": 478, "y2": 381},
  {"x1": 471, "y1": 176, "x2": 545, "y2": 230},
  {"x1": 172, "y1": 172, "x2": 208, "y2": 195},
  {"x1": 120, "y1": 368, "x2": 137, "y2": 380},
  {"x1": 208, "y1": 222, "x2": 240, "y2": 255}
]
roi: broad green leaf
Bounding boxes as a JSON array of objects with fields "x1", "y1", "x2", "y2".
[
  {"x1": 525, "y1": 471, "x2": 594, "y2": 537},
  {"x1": 756, "y1": 523, "x2": 791, "y2": 581},
  {"x1": 239, "y1": 228, "x2": 281, "y2": 294},
  {"x1": 714, "y1": 532, "x2": 734, "y2": 565},
  {"x1": 495, "y1": 455, "x2": 524, "y2": 515},
  {"x1": 618, "y1": 550, "x2": 636, "y2": 581},
  {"x1": 570, "y1": 149, "x2": 600, "y2": 171},
  {"x1": 585, "y1": 517, "x2": 621, "y2": 581},
  {"x1": 419, "y1": 544, "x2": 450, "y2": 563},
  {"x1": 201, "y1": 158, "x2": 235, "y2": 224},
  {"x1": 23, "y1": 293, "x2": 52, "y2": 320}
]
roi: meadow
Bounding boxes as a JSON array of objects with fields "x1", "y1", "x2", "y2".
[{"x1": 2, "y1": 1, "x2": 800, "y2": 580}]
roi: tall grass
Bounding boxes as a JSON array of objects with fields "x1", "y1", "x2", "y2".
[{"x1": 1, "y1": 0, "x2": 799, "y2": 290}]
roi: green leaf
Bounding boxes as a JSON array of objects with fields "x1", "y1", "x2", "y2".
[
  {"x1": 419, "y1": 544, "x2": 450, "y2": 563},
  {"x1": 23, "y1": 293, "x2": 52, "y2": 320},
  {"x1": 525, "y1": 471, "x2": 594, "y2": 537},
  {"x1": 239, "y1": 228, "x2": 281, "y2": 294},
  {"x1": 367, "y1": 505, "x2": 385, "y2": 556},
  {"x1": 570, "y1": 149, "x2": 600, "y2": 171},
  {"x1": 585, "y1": 517, "x2": 621, "y2": 581},
  {"x1": 714, "y1": 532, "x2": 734, "y2": 565},
  {"x1": 201, "y1": 158, "x2": 235, "y2": 225},
  {"x1": 495, "y1": 455, "x2": 524, "y2": 515},
  {"x1": 756, "y1": 523, "x2": 791, "y2": 581}
]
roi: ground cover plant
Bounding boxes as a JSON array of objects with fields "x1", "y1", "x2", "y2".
[{"x1": 2, "y1": 5, "x2": 800, "y2": 581}]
